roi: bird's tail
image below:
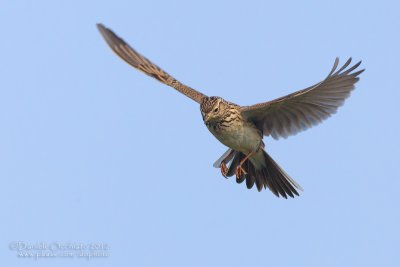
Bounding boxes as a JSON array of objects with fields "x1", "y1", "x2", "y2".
[{"x1": 215, "y1": 149, "x2": 303, "y2": 198}]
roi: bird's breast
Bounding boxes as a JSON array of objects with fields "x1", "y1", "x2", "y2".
[{"x1": 207, "y1": 120, "x2": 262, "y2": 153}]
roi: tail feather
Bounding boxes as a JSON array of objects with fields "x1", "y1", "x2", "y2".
[
  {"x1": 263, "y1": 158, "x2": 293, "y2": 198},
  {"x1": 263, "y1": 151, "x2": 303, "y2": 192},
  {"x1": 248, "y1": 161, "x2": 261, "y2": 190},
  {"x1": 216, "y1": 148, "x2": 303, "y2": 198},
  {"x1": 262, "y1": 169, "x2": 281, "y2": 197},
  {"x1": 246, "y1": 171, "x2": 256, "y2": 190}
]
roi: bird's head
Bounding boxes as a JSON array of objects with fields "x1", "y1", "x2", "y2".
[{"x1": 200, "y1": 96, "x2": 229, "y2": 125}]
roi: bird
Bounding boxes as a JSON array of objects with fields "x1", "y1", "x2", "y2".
[{"x1": 97, "y1": 23, "x2": 364, "y2": 198}]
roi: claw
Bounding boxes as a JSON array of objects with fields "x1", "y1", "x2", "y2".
[
  {"x1": 235, "y1": 165, "x2": 247, "y2": 180},
  {"x1": 220, "y1": 162, "x2": 229, "y2": 178}
]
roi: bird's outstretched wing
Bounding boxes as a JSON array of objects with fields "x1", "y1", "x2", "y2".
[
  {"x1": 97, "y1": 23, "x2": 206, "y2": 104},
  {"x1": 240, "y1": 58, "x2": 364, "y2": 139}
]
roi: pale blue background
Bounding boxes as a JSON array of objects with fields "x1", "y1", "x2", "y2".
[{"x1": 1, "y1": 1, "x2": 399, "y2": 266}]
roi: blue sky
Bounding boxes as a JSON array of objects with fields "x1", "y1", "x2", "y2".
[{"x1": 1, "y1": 0, "x2": 399, "y2": 266}]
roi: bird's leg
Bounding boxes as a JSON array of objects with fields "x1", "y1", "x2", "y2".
[
  {"x1": 220, "y1": 162, "x2": 229, "y2": 178},
  {"x1": 235, "y1": 151, "x2": 254, "y2": 179},
  {"x1": 235, "y1": 142, "x2": 263, "y2": 179},
  {"x1": 218, "y1": 149, "x2": 235, "y2": 178}
]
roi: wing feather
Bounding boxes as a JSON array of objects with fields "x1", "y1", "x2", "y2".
[
  {"x1": 240, "y1": 58, "x2": 364, "y2": 139},
  {"x1": 97, "y1": 23, "x2": 206, "y2": 104}
]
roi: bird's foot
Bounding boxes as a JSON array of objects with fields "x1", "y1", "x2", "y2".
[
  {"x1": 235, "y1": 165, "x2": 247, "y2": 180},
  {"x1": 220, "y1": 162, "x2": 229, "y2": 178}
]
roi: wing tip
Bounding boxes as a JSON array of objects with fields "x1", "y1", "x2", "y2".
[
  {"x1": 96, "y1": 23, "x2": 108, "y2": 35},
  {"x1": 330, "y1": 57, "x2": 364, "y2": 78}
]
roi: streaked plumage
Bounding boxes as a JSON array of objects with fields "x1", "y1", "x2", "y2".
[{"x1": 97, "y1": 23, "x2": 364, "y2": 198}]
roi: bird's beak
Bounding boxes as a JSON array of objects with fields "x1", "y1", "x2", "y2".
[
  {"x1": 204, "y1": 114, "x2": 209, "y2": 122},
  {"x1": 204, "y1": 114, "x2": 211, "y2": 123}
]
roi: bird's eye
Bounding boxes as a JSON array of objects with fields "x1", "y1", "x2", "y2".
[{"x1": 214, "y1": 107, "x2": 219, "y2": 113}]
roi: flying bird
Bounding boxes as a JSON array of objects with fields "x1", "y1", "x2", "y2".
[{"x1": 97, "y1": 23, "x2": 364, "y2": 198}]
